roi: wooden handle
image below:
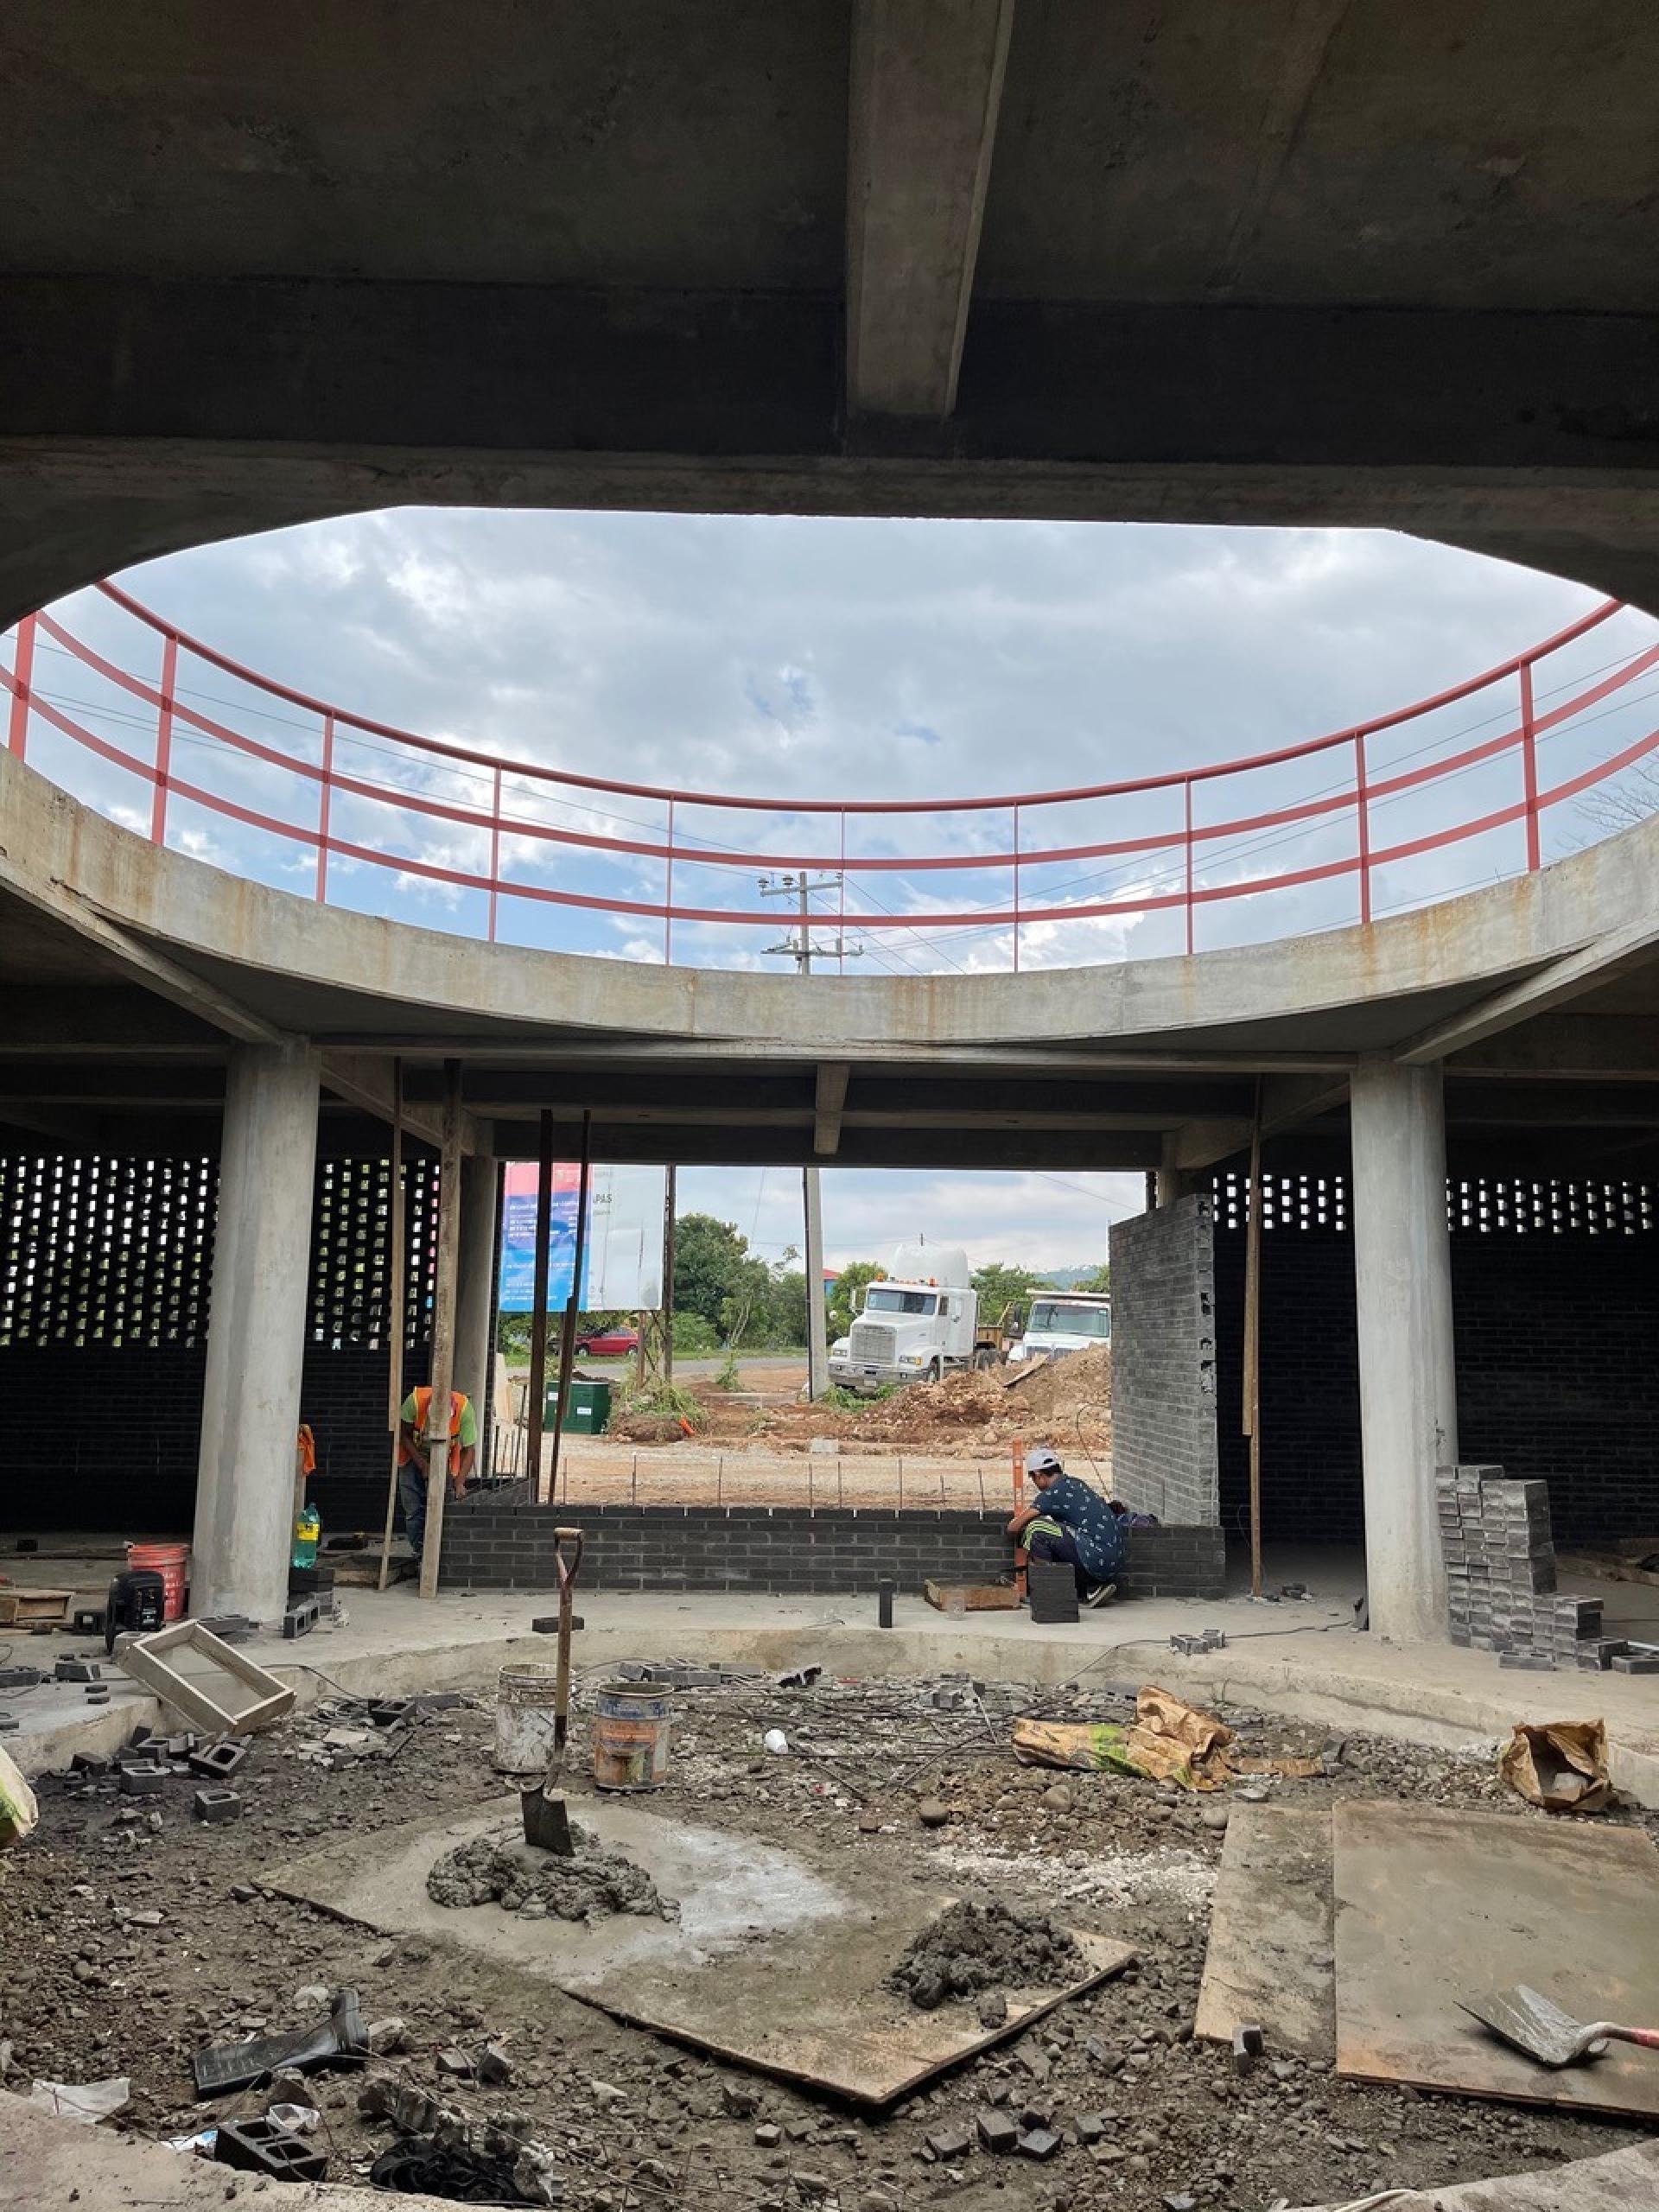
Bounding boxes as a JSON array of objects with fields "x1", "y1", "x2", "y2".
[{"x1": 1607, "y1": 2024, "x2": 1659, "y2": 2051}]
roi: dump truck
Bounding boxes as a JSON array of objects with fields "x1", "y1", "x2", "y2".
[{"x1": 1004, "y1": 1289, "x2": 1112, "y2": 1365}]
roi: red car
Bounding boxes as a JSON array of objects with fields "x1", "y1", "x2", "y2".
[{"x1": 575, "y1": 1325, "x2": 639, "y2": 1357}]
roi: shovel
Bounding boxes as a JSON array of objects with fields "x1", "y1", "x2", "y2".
[
  {"x1": 1460, "y1": 1984, "x2": 1659, "y2": 2069},
  {"x1": 520, "y1": 1526, "x2": 582, "y2": 1858}
]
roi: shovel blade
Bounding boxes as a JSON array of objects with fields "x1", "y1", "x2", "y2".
[
  {"x1": 520, "y1": 1788, "x2": 575, "y2": 1857},
  {"x1": 1460, "y1": 1984, "x2": 1589, "y2": 2068}
]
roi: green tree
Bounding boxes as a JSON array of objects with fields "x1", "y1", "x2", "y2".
[
  {"x1": 672, "y1": 1213, "x2": 770, "y2": 1338},
  {"x1": 826, "y1": 1258, "x2": 883, "y2": 1340},
  {"x1": 970, "y1": 1262, "x2": 1051, "y2": 1328}
]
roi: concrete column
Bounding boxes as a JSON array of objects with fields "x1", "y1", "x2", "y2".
[
  {"x1": 1349, "y1": 1060, "x2": 1457, "y2": 1644},
  {"x1": 191, "y1": 1042, "x2": 321, "y2": 1624},
  {"x1": 453, "y1": 1153, "x2": 499, "y2": 1458}
]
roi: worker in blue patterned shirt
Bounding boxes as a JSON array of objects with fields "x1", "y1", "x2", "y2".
[{"x1": 1008, "y1": 1444, "x2": 1121, "y2": 1606}]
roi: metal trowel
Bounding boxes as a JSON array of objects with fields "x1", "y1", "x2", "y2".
[{"x1": 519, "y1": 1526, "x2": 582, "y2": 1858}]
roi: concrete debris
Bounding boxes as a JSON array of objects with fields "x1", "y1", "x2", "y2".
[
  {"x1": 426, "y1": 1827, "x2": 678, "y2": 1923},
  {"x1": 917, "y1": 1796, "x2": 950, "y2": 1828},
  {"x1": 886, "y1": 1898, "x2": 1087, "y2": 2011}
]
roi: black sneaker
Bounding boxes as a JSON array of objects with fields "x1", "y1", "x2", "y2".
[{"x1": 1084, "y1": 1581, "x2": 1116, "y2": 1608}]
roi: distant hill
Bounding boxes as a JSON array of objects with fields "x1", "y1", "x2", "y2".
[{"x1": 1040, "y1": 1265, "x2": 1108, "y2": 1290}]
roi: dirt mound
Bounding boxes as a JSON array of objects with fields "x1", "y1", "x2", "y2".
[
  {"x1": 1004, "y1": 1343, "x2": 1113, "y2": 1421},
  {"x1": 886, "y1": 1898, "x2": 1087, "y2": 2011},
  {"x1": 427, "y1": 1827, "x2": 677, "y2": 1923}
]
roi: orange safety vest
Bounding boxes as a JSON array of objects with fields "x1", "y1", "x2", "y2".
[{"x1": 397, "y1": 1385, "x2": 470, "y2": 1467}]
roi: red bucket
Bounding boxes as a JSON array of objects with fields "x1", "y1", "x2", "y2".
[{"x1": 126, "y1": 1541, "x2": 188, "y2": 1622}]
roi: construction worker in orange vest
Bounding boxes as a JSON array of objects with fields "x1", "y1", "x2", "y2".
[{"x1": 397, "y1": 1385, "x2": 477, "y2": 1567}]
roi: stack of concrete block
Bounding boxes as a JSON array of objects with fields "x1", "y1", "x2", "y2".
[{"x1": 1437, "y1": 1462, "x2": 1621, "y2": 1670}]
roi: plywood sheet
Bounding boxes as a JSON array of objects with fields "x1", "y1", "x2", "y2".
[
  {"x1": 1332, "y1": 1800, "x2": 1659, "y2": 2118},
  {"x1": 1194, "y1": 1803, "x2": 1333, "y2": 2057},
  {"x1": 268, "y1": 1796, "x2": 1130, "y2": 2107}
]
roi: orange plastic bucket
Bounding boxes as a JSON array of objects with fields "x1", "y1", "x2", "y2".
[{"x1": 126, "y1": 1541, "x2": 188, "y2": 1622}]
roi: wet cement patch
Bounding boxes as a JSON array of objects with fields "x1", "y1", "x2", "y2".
[{"x1": 267, "y1": 1795, "x2": 1131, "y2": 2105}]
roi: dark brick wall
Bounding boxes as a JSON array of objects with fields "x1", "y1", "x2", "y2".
[
  {"x1": 1214, "y1": 1194, "x2": 1659, "y2": 1551},
  {"x1": 438, "y1": 1491, "x2": 1227, "y2": 1599},
  {"x1": 1109, "y1": 1194, "x2": 1219, "y2": 1523}
]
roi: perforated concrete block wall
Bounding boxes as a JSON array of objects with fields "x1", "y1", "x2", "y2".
[{"x1": 1107, "y1": 1194, "x2": 1218, "y2": 1525}]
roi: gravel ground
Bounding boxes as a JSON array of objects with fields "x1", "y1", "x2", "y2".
[{"x1": 3, "y1": 1669, "x2": 1654, "y2": 2212}]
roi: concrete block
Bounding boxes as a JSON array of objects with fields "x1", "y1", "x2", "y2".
[
  {"x1": 119, "y1": 1762, "x2": 168, "y2": 1794},
  {"x1": 976, "y1": 2110, "x2": 1020, "y2": 2154},
  {"x1": 194, "y1": 1787, "x2": 243, "y2": 1822}
]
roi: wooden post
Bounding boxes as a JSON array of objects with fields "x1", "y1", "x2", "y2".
[
  {"x1": 1243, "y1": 1079, "x2": 1265, "y2": 1599},
  {"x1": 548, "y1": 1110, "x2": 592, "y2": 1507},
  {"x1": 527, "y1": 1109, "x2": 554, "y2": 1504},
  {"x1": 418, "y1": 1059, "x2": 464, "y2": 1600},
  {"x1": 375, "y1": 1060, "x2": 405, "y2": 1592},
  {"x1": 662, "y1": 1163, "x2": 677, "y2": 1386}
]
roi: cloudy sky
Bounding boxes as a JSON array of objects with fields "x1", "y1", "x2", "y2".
[{"x1": 23, "y1": 510, "x2": 1656, "y2": 1269}]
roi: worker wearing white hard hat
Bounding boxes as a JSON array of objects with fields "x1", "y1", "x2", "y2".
[{"x1": 1007, "y1": 1444, "x2": 1121, "y2": 1605}]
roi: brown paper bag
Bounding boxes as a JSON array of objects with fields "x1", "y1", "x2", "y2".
[{"x1": 1500, "y1": 1718, "x2": 1611, "y2": 1814}]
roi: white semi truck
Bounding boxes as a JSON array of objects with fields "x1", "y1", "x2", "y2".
[
  {"x1": 1005, "y1": 1289, "x2": 1112, "y2": 1364},
  {"x1": 829, "y1": 1242, "x2": 997, "y2": 1395}
]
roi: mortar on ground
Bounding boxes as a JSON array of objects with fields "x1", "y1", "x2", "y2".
[{"x1": 426, "y1": 1825, "x2": 678, "y2": 1923}]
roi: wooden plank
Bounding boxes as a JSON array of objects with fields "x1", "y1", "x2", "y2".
[
  {"x1": 0, "y1": 1589, "x2": 73, "y2": 1627},
  {"x1": 1195, "y1": 1803, "x2": 1334, "y2": 2057},
  {"x1": 924, "y1": 1580, "x2": 1017, "y2": 1611},
  {"x1": 1332, "y1": 1800, "x2": 1659, "y2": 2118}
]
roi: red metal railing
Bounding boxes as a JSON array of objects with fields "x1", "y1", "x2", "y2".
[{"x1": 5, "y1": 579, "x2": 1659, "y2": 971}]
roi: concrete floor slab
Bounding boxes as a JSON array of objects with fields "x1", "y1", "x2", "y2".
[{"x1": 268, "y1": 1793, "x2": 1131, "y2": 2106}]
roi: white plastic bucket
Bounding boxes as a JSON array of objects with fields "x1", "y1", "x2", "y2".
[{"x1": 492, "y1": 1663, "x2": 562, "y2": 1775}]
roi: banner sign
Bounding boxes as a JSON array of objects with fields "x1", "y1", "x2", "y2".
[{"x1": 498, "y1": 1162, "x2": 666, "y2": 1313}]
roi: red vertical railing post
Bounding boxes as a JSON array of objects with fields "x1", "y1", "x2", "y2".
[
  {"x1": 1519, "y1": 657, "x2": 1541, "y2": 871},
  {"x1": 6, "y1": 612, "x2": 35, "y2": 760},
  {"x1": 315, "y1": 712, "x2": 335, "y2": 902},
  {"x1": 488, "y1": 764, "x2": 503, "y2": 943},
  {"x1": 664, "y1": 797, "x2": 675, "y2": 964},
  {"x1": 838, "y1": 810, "x2": 847, "y2": 976},
  {"x1": 1183, "y1": 776, "x2": 1195, "y2": 956},
  {"x1": 1355, "y1": 730, "x2": 1372, "y2": 925},
  {"x1": 149, "y1": 632, "x2": 178, "y2": 846},
  {"x1": 1012, "y1": 803, "x2": 1021, "y2": 972}
]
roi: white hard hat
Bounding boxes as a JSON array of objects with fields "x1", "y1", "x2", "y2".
[{"x1": 1025, "y1": 1446, "x2": 1063, "y2": 1476}]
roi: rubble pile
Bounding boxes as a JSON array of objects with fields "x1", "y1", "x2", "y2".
[
  {"x1": 427, "y1": 1827, "x2": 677, "y2": 1923},
  {"x1": 887, "y1": 1898, "x2": 1087, "y2": 2011}
]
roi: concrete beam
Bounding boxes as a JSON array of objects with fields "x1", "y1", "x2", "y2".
[
  {"x1": 1165, "y1": 1072, "x2": 1350, "y2": 1173},
  {"x1": 0, "y1": 988, "x2": 225, "y2": 1057},
  {"x1": 814, "y1": 1062, "x2": 850, "y2": 1156},
  {"x1": 9, "y1": 281, "x2": 1659, "y2": 479},
  {"x1": 1449, "y1": 1013, "x2": 1659, "y2": 1079},
  {"x1": 485, "y1": 1118, "x2": 1163, "y2": 1173},
  {"x1": 846, "y1": 0, "x2": 1014, "y2": 419},
  {"x1": 18, "y1": 893, "x2": 285, "y2": 1047},
  {"x1": 322, "y1": 1051, "x2": 481, "y2": 1157},
  {"x1": 1399, "y1": 927, "x2": 1659, "y2": 1065}
]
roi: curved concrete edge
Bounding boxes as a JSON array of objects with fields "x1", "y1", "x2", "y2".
[
  {"x1": 0, "y1": 2087, "x2": 465, "y2": 2212},
  {"x1": 16, "y1": 1597, "x2": 1659, "y2": 1809},
  {"x1": 5, "y1": 736, "x2": 1659, "y2": 1052}
]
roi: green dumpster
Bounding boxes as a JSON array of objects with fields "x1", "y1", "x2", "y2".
[{"x1": 545, "y1": 1379, "x2": 613, "y2": 1435}]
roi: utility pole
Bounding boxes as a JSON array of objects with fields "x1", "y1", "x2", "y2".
[{"x1": 760, "y1": 874, "x2": 861, "y2": 1401}]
